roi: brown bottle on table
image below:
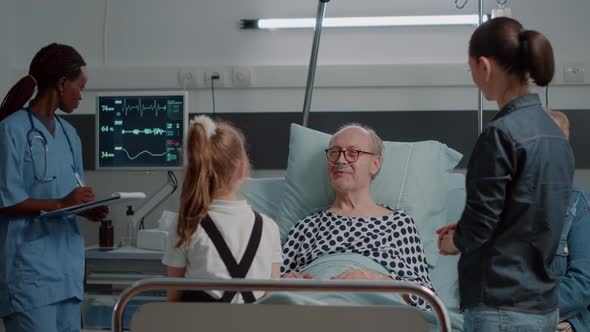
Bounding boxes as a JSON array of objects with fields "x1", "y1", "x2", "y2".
[{"x1": 99, "y1": 220, "x2": 114, "y2": 248}]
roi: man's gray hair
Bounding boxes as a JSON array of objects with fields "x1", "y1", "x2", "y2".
[{"x1": 329, "y1": 123, "x2": 384, "y2": 155}]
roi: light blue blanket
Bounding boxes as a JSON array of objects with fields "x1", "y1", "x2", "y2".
[{"x1": 258, "y1": 253, "x2": 464, "y2": 331}]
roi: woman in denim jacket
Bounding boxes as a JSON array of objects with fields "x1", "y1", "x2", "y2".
[
  {"x1": 549, "y1": 111, "x2": 590, "y2": 332},
  {"x1": 437, "y1": 17, "x2": 575, "y2": 332}
]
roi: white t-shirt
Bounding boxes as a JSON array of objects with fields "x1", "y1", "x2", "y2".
[{"x1": 162, "y1": 200, "x2": 282, "y2": 303}]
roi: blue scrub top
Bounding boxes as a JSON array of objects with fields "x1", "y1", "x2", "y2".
[{"x1": 0, "y1": 110, "x2": 85, "y2": 317}]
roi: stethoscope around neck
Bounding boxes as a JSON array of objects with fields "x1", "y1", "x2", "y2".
[{"x1": 26, "y1": 108, "x2": 77, "y2": 183}]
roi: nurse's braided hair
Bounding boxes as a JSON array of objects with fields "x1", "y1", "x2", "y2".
[
  {"x1": 469, "y1": 17, "x2": 554, "y2": 87},
  {"x1": 0, "y1": 43, "x2": 86, "y2": 122}
]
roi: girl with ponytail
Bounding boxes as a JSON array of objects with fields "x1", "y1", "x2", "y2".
[
  {"x1": 163, "y1": 115, "x2": 281, "y2": 303},
  {"x1": 0, "y1": 43, "x2": 107, "y2": 332},
  {"x1": 437, "y1": 17, "x2": 575, "y2": 331}
]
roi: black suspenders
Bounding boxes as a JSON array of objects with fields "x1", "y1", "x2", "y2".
[{"x1": 181, "y1": 211, "x2": 263, "y2": 303}]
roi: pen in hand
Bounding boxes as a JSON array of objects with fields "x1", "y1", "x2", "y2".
[{"x1": 72, "y1": 165, "x2": 85, "y2": 187}]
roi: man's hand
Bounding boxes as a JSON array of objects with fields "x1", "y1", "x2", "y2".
[
  {"x1": 557, "y1": 321, "x2": 574, "y2": 332},
  {"x1": 281, "y1": 271, "x2": 314, "y2": 279},
  {"x1": 330, "y1": 269, "x2": 391, "y2": 281}
]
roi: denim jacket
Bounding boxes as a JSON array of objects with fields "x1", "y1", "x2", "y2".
[
  {"x1": 454, "y1": 94, "x2": 575, "y2": 313},
  {"x1": 551, "y1": 186, "x2": 590, "y2": 331}
]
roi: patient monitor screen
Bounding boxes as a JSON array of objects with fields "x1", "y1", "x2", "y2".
[{"x1": 96, "y1": 92, "x2": 187, "y2": 170}]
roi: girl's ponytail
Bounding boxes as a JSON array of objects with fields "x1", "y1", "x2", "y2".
[
  {"x1": 176, "y1": 116, "x2": 250, "y2": 247},
  {"x1": 177, "y1": 122, "x2": 216, "y2": 247}
]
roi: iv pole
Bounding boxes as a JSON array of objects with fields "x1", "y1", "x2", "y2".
[
  {"x1": 301, "y1": 0, "x2": 486, "y2": 134},
  {"x1": 477, "y1": 0, "x2": 484, "y2": 134},
  {"x1": 456, "y1": 0, "x2": 485, "y2": 134},
  {"x1": 302, "y1": 0, "x2": 330, "y2": 128}
]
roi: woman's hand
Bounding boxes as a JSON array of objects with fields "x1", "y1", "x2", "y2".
[
  {"x1": 79, "y1": 205, "x2": 109, "y2": 222},
  {"x1": 61, "y1": 187, "x2": 95, "y2": 207},
  {"x1": 281, "y1": 271, "x2": 314, "y2": 279},
  {"x1": 436, "y1": 223, "x2": 457, "y2": 237},
  {"x1": 330, "y1": 269, "x2": 392, "y2": 281},
  {"x1": 437, "y1": 223, "x2": 460, "y2": 255},
  {"x1": 436, "y1": 223, "x2": 456, "y2": 249},
  {"x1": 439, "y1": 230, "x2": 460, "y2": 255}
]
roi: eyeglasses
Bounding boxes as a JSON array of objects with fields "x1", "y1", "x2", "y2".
[{"x1": 324, "y1": 148, "x2": 377, "y2": 163}]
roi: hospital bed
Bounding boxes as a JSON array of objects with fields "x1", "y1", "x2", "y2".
[
  {"x1": 109, "y1": 170, "x2": 466, "y2": 332},
  {"x1": 118, "y1": 0, "x2": 473, "y2": 326}
]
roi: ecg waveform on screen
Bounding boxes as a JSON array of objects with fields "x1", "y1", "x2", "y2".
[
  {"x1": 98, "y1": 94, "x2": 184, "y2": 168},
  {"x1": 121, "y1": 98, "x2": 167, "y2": 117},
  {"x1": 121, "y1": 128, "x2": 167, "y2": 135},
  {"x1": 114, "y1": 146, "x2": 167, "y2": 160}
]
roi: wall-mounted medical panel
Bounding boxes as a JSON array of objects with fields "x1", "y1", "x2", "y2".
[{"x1": 64, "y1": 109, "x2": 590, "y2": 170}]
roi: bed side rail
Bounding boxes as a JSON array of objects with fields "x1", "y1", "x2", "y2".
[{"x1": 112, "y1": 278, "x2": 451, "y2": 332}]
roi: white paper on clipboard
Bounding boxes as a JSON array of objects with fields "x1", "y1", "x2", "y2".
[{"x1": 39, "y1": 192, "x2": 146, "y2": 218}]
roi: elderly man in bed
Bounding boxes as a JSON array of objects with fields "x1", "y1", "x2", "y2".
[{"x1": 280, "y1": 124, "x2": 434, "y2": 310}]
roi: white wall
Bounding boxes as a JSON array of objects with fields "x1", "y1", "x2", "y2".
[
  {"x1": 0, "y1": 0, "x2": 16, "y2": 96},
  {"x1": 4, "y1": 0, "x2": 590, "y2": 245},
  {"x1": 7, "y1": 0, "x2": 590, "y2": 114},
  {"x1": 11, "y1": 0, "x2": 590, "y2": 66}
]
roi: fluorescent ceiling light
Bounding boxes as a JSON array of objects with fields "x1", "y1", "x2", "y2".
[{"x1": 241, "y1": 15, "x2": 488, "y2": 30}]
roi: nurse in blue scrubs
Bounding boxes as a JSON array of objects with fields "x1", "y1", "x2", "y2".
[{"x1": 0, "y1": 43, "x2": 108, "y2": 332}]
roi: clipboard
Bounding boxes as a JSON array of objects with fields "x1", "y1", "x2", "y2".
[{"x1": 39, "y1": 192, "x2": 146, "y2": 218}]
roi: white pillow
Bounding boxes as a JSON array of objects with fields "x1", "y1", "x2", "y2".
[
  {"x1": 275, "y1": 124, "x2": 462, "y2": 267},
  {"x1": 237, "y1": 177, "x2": 286, "y2": 221}
]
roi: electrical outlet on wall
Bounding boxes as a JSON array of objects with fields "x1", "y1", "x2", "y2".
[
  {"x1": 178, "y1": 67, "x2": 201, "y2": 89},
  {"x1": 232, "y1": 66, "x2": 253, "y2": 87},
  {"x1": 204, "y1": 68, "x2": 229, "y2": 87},
  {"x1": 564, "y1": 64, "x2": 585, "y2": 84}
]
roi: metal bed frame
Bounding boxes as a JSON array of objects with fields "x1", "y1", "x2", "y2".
[{"x1": 112, "y1": 278, "x2": 452, "y2": 332}]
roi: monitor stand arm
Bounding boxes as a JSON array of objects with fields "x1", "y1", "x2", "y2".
[{"x1": 130, "y1": 171, "x2": 178, "y2": 230}]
